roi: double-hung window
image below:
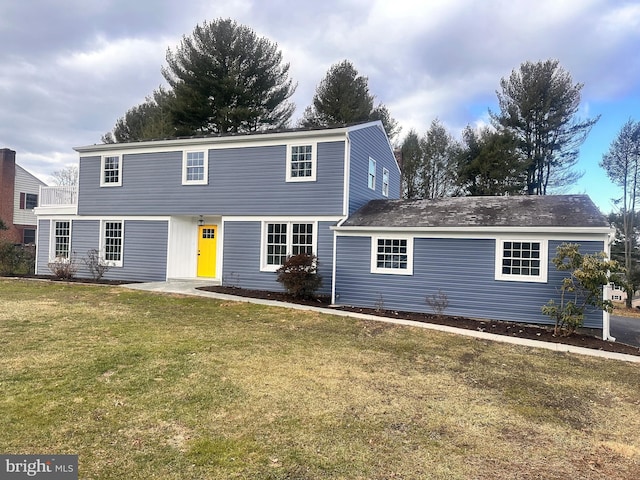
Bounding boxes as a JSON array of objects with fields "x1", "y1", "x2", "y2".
[
  {"x1": 286, "y1": 144, "x2": 316, "y2": 182},
  {"x1": 103, "y1": 221, "x2": 124, "y2": 267},
  {"x1": 262, "y1": 221, "x2": 316, "y2": 271},
  {"x1": 371, "y1": 236, "x2": 413, "y2": 275},
  {"x1": 495, "y1": 239, "x2": 548, "y2": 283},
  {"x1": 182, "y1": 151, "x2": 208, "y2": 185},
  {"x1": 382, "y1": 168, "x2": 390, "y2": 197},
  {"x1": 101, "y1": 155, "x2": 122, "y2": 186},
  {"x1": 52, "y1": 220, "x2": 71, "y2": 259},
  {"x1": 368, "y1": 157, "x2": 376, "y2": 190},
  {"x1": 20, "y1": 193, "x2": 38, "y2": 209}
]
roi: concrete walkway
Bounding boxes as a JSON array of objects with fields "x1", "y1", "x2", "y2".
[{"x1": 124, "y1": 280, "x2": 640, "y2": 364}]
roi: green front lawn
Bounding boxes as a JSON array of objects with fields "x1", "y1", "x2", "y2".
[{"x1": 1, "y1": 279, "x2": 639, "y2": 479}]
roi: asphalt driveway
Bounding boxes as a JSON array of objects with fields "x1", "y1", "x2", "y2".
[{"x1": 611, "y1": 315, "x2": 640, "y2": 347}]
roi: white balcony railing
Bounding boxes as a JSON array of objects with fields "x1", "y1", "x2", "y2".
[{"x1": 39, "y1": 186, "x2": 78, "y2": 207}]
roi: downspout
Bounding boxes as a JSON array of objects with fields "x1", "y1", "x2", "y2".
[{"x1": 603, "y1": 227, "x2": 616, "y2": 341}]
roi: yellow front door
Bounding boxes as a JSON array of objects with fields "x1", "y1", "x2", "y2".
[{"x1": 197, "y1": 225, "x2": 217, "y2": 277}]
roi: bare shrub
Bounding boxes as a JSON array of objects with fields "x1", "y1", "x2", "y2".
[
  {"x1": 83, "y1": 249, "x2": 111, "y2": 281},
  {"x1": 374, "y1": 293, "x2": 385, "y2": 312},
  {"x1": 426, "y1": 289, "x2": 449, "y2": 315},
  {"x1": 48, "y1": 254, "x2": 78, "y2": 280}
]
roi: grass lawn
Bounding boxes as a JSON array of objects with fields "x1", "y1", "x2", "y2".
[{"x1": 1, "y1": 279, "x2": 639, "y2": 479}]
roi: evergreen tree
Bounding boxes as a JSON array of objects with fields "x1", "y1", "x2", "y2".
[
  {"x1": 400, "y1": 130, "x2": 422, "y2": 199},
  {"x1": 300, "y1": 60, "x2": 399, "y2": 140},
  {"x1": 456, "y1": 126, "x2": 525, "y2": 195},
  {"x1": 102, "y1": 88, "x2": 174, "y2": 143},
  {"x1": 419, "y1": 119, "x2": 460, "y2": 198},
  {"x1": 163, "y1": 18, "x2": 295, "y2": 135},
  {"x1": 491, "y1": 59, "x2": 599, "y2": 194}
]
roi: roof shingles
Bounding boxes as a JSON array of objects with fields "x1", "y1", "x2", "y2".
[{"x1": 341, "y1": 195, "x2": 609, "y2": 229}]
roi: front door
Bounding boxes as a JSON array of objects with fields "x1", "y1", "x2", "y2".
[{"x1": 197, "y1": 225, "x2": 217, "y2": 277}]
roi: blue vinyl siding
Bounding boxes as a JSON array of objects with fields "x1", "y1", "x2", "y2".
[
  {"x1": 335, "y1": 236, "x2": 605, "y2": 329},
  {"x1": 78, "y1": 141, "x2": 345, "y2": 216},
  {"x1": 348, "y1": 125, "x2": 401, "y2": 214},
  {"x1": 35, "y1": 219, "x2": 50, "y2": 275},
  {"x1": 37, "y1": 219, "x2": 168, "y2": 282},
  {"x1": 222, "y1": 220, "x2": 335, "y2": 294}
]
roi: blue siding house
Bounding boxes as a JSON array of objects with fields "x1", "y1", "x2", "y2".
[
  {"x1": 34, "y1": 121, "x2": 615, "y2": 339},
  {"x1": 34, "y1": 121, "x2": 399, "y2": 295}
]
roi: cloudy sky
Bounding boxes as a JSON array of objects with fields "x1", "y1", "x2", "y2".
[{"x1": 1, "y1": 0, "x2": 639, "y2": 213}]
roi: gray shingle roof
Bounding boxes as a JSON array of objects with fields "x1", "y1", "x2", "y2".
[{"x1": 340, "y1": 195, "x2": 609, "y2": 229}]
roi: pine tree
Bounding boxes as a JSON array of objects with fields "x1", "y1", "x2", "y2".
[
  {"x1": 491, "y1": 59, "x2": 598, "y2": 194},
  {"x1": 300, "y1": 60, "x2": 399, "y2": 140}
]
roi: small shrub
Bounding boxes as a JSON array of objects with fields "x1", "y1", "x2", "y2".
[
  {"x1": 48, "y1": 254, "x2": 78, "y2": 280},
  {"x1": 542, "y1": 243, "x2": 623, "y2": 336},
  {"x1": 0, "y1": 241, "x2": 35, "y2": 275},
  {"x1": 276, "y1": 253, "x2": 322, "y2": 299},
  {"x1": 374, "y1": 293, "x2": 385, "y2": 312},
  {"x1": 426, "y1": 289, "x2": 449, "y2": 315},
  {"x1": 223, "y1": 272, "x2": 240, "y2": 288},
  {"x1": 83, "y1": 249, "x2": 111, "y2": 281}
]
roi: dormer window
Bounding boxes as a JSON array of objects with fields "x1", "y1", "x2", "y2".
[{"x1": 286, "y1": 143, "x2": 316, "y2": 182}]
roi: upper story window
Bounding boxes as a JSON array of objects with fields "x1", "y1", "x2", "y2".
[
  {"x1": 286, "y1": 143, "x2": 316, "y2": 182},
  {"x1": 368, "y1": 157, "x2": 376, "y2": 190},
  {"x1": 182, "y1": 151, "x2": 208, "y2": 185},
  {"x1": 20, "y1": 193, "x2": 38, "y2": 209},
  {"x1": 101, "y1": 155, "x2": 122, "y2": 187},
  {"x1": 382, "y1": 168, "x2": 390, "y2": 197},
  {"x1": 261, "y1": 221, "x2": 317, "y2": 271},
  {"x1": 371, "y1": 236, "x2": 413, "y2": 275},
  {"x1": 495, "y1": 239, "x2": 548, "y2": 283}
]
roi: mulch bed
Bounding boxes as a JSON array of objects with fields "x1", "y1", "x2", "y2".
[{"x1": 200, "y1": 285, "x2": 640, "y2": 357}]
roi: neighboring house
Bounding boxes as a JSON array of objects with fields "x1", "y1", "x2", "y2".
[
  {"x1": 609, "y1": 283, "x2": 626, "y2": 302},
  {"x1": 0, "y1": 148, "x2": 47, "y2": 244},
  {"x1": 33, "y1": 122, "x2": 616, "y2": 339}
]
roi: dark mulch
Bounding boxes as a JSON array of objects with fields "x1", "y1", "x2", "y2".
[
  {"x1": 199, "y1": 285, "x2": 640, "y2": 357},
  {"x1": 6, "y1": 274, "x2": 138, "y2": 286}
]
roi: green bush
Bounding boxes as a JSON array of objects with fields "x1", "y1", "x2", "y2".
[
  {"x1": 542, "y1": 243, "x2": 623, "y2": 336},
  {"x1": 276, "y1": 253, "x2": 322, "y2": 299},
  {"x1": 0, "y1": 242, "x2": 35, "y2": 275}
]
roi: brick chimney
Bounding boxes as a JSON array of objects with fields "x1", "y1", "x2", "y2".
[{"x1": 0, "y1": 148, "x2": 19, "y2": 243}]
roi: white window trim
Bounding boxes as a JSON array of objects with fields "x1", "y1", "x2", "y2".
[
  {"x1": 370, "y1": 235, "x2": 414, "y2": 275},
  {"x1": 382, "y1": 167, "x2": 389, "y2": 197},
  {"x1": 286, "y1": 143, "x2": 317, "y2": 182},
  {"x1": 368, "y1": 157, "x2": 376, "y2": 190},
  {"x1": 49, "y1": 219, "x2": 72, "y2": 261},
  {"x1": 260, "y1": 220, "x2": 318, "y2": 272},
  {"x1": 182, "y1": 150, "x2": 209, "y2": 185},
  {"x1": 495, "y1": 238, "x2": 548, "y2": 283},
  {"x1": 100, "y1": 220, "x2": 124, "y2": 268},
  {"x1": 100, "y1": 155, "x2": 122, "y2": 187}
]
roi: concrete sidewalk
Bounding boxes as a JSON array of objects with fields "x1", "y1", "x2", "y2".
[{"x1": 124, "y1": 280, "x2": 640, "y2": 364}]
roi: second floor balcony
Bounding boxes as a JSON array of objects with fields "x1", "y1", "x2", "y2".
[
  {"x1": 36, "y1": 186, "x2": 78, "y2": 214},
  {"x1": 39, "y1": 186, "x2": 78, "y2": 206}
]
